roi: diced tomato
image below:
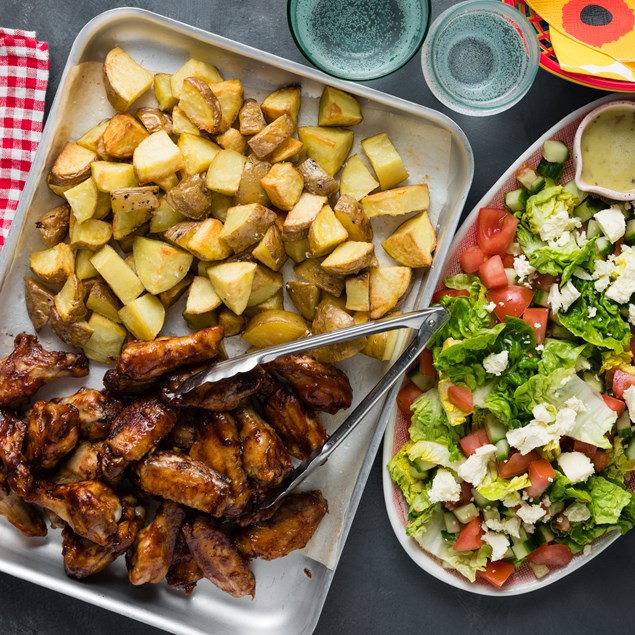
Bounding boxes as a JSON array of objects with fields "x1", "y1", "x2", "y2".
[
  {"x1": 522, "y1": 307, "x2": 549, "y2": 345},
  {"x1": 592, "y1": 449, "x2": 611, "y2": 472},
  {"x1": 479, "y1": 255, "x2": 508, "y2": 289},
  {"x1": 533, "y1": 272, "x2": 558, "y2": 291},
  {"x1": 553, "y1": 514, "x2": 571, "y2": 532},
  {"x1": 487, "y1": 286, "x2": 535, "y2": 322},
  {"x1": 418, "y1": 348, "x2": 437, "y2": 378},
  {"x1": 497, "y1": 450, "x2": 540, "y2": 479},
  {"x1": 396, "y1": 381, "x2": 422, "y2": 416},
  {"x1": 460, "y1": 246, "x2": 487, "y2": 274},
  {"x1": 602, "y1": 394, "x2": 625, "y2": 417},
  {"x1": 478, "y1": 560, "x2": 515, "y2": 588},
  {"x1": 501, "y1": 253, "x2": 516, "y2": 268},
  {"x1": 612, "y1": 369, "x2": 635, "y2": 398},
  {"x1": 477, "y1": 207, "x2": 519, "y2": 256},
  {"x1": 459, "y1": 428, "x2": 490, "y2": 457},
  {"x1": 528, "y1": 543, "x2": 574, "y2": 567},
  {"x1": 444, "y1": 481, "x2": 473, "y2": 511},
  {"x1": 432, "y1": 288, "x2": 470, "y2": 303},
  {"x1": 447, "y1": 384, "x2": 473, "y2": 413},
  {"x1": 453, "y1": 517, "x2": 484, "y2": 552},
  {"x1": 572, "y1": 440, "x2": 597, "y2": 458},
  {"x1": 525, "y1": 459, "x2": 556, "y2": 498}
]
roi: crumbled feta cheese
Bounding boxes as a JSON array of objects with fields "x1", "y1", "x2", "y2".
[
  {"x1": 588, "y1": 306, "x2": 597, "y2": 318},
  {"x1": 503, "y1": 492, "x2": 521, "y2": 508},
  {"x1": 606, "y1": 258, "x2": 635, "y2": 304},
  {"x1": 541, "y1": 495, "x2": 551, "y2": 508},
  {"x1": 482, "y1": 529, "x2": 510, "y2": 561},
  {"x1": 559, "y1": 280, "x2": 581, "y2": 312},
  {"x1": 548, "y1": 230, "x2": 573, "y2": 249},
  {"x1": 516, "y1": 501, "x2": 546, "y2": 525},
  {"x1": 583, "y1": 545, "x2": 592, "y2": 556},
  {"x1": 557, "y1": 451, "x2": 595, "y2": 484},
  {"x1": 484, "y1": 301, "x2": 497, "y2": 313},
  {"x1": 428, "y1": 469, "x2": 461, "y2": 504},
  {"x1": 536, "y1": 344, "x2": 544, "y2": 352},
  {"x1": 539, "y1": 210, "x2": 581, "y2": 242},
  {"x1": 593, "y1": 258, "x2": 615, "y2": 293},
  {"x1": 629, "y1": 304, "x2": 635, "y2": 326},
  {"x1": 513, "y1": 255, "x2": 536, "y2": 282},
  {"x1": 575, "y1": 230, "x2": 588, "y2": 248},
  {"x1": 564, "y1": 397, "x2": 586, "y2": 413},
  {"x1": 573, "y1": 267, "x2": 593, "y2": 281},
  {"x1": 624, "y1": 385, "x2": 635, "y2": 423},
  {"x1": 564, "y1": 502, "x2": 591, "y2": 523},
  {"x1": 506, "y1": 402, "x2": 576, "y2": 455},
  {"x1": 485, "y1": 515, "x2": 521, "y2": 539},
  {"x1": 457, "y1": 444, "x2": 497, "y2": 487},
  {"x1": 595, "y1": 207, "x2": 626, "y2": 243},
  {"x1": 483, "y1": 350, "x2": 509, "y2": 376},
  {"x1": 548, "y1": 284, "x2": 562, "y2": 313}
]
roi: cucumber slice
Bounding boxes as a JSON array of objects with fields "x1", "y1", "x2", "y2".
[
  {"x1": 511, "y1": 540, "x2": 534, "y2": 560},
  {"x1": 625, "y1": 219, "x2": 635, "y2": 246},
  {"x1": 443, "y1": 511, "x2": 461, "y2": 534},
  {"x1": 495, "y1": 438, "x2": 510, "y2": 461},
  {"x1": 482, "y1": 508, "x2": 501, "y2": 522},
  {"x1": 586, "y1": 218, "x2": 602, "y2": 239},
  {"x1": 529, "y1": 562, "x2": 549, "y2": 579},
  {"x1": 516, "y1": 166, "x2": 546, "y2": 194},
  {"x1": 534, "y1": 289, "x2": 550, "y2": 308},
  {"x1": 563, "y1": 180, "x2": 588, "y2": 205},
  {"x1": 595, "y1": 236, "x2": 613, "y2": 258},
  {"x1": 407, "y1": 369, "x2": 435, "y2": 392},
  {"x1": 625, "y1": 438, "x2": 635, "y2": 461},
  {"x1": 504, "y1": 188, "x2": 529, "y2": 212},
  {"x1": 616, "y1": 412, "x2": 633, "y2": 440},
  {"x1": 453, "y1": 503, "x2": 480, "y2": 524},
  {"x1": 543, "y1": 139, "x2": 570, "y2": 163},
  {"x1": 535, "y1": 524, "x2": 554, "y2": 545},
  {"x1": 472, "y1": 489, "x2": 492, "y2": 508},
  {"x1": 484, "y1": 414, "x2": 507, "y2": 443},
  {"x1": 537, "y1": 157, "x2": 564, "y2": 182},
  {"x1": 549, "y1": 500, "x2": 565, "y2": 516},
  {"x1": 504, "y1": 268, "x2": 517, "y2": 286},
  {"x1": 582, "y1": 371, "x2": 603, "y2": 393},
  {"x1": 575, "y1": 197, "x2": 605, "y2": 224}
]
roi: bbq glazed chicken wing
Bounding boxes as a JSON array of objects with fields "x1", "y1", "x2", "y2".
[
  {"x1": 235, "y1": 405, "x2": 292, "y2": 490},
  {"x1": 166, "y1": 530, "x2": 202, "y2": 594},
  {"x1": 189, "y1": 412, "x2": 252, "y2": 515},
  {"x1": 266, "y1": 355, "x2": 352, "y2": 414},
  {"x1": 127, "y1": 500, "x2": 185, "y2": 586},
  {"x1": 62, "y1": 494, "x2": 145, "y2": 579},
  {"x1": 26, "y1": 480, "x2": 122, "y2": 546},
  {"x1": 183, "y1": 516, "x2": 255, "y2": 599},
  {"x1": 263, "y1": 382, "x2": 328, "y2": 460},
  {"x1": 53, "y1": 441, "x2": 103, "y2": 484},
  {"x1": 25, "y1": 401, "x2": 79, "y2": 470},
  {"x1": 54, "y1": 388, "x2": 123, "y2": 442},
  {"x1": 116, "y1": 326, "x2": 224, "y2": 383},
  {"x1": 0, "y1": 409, "x2": 32, "y2": 496},
  {"x1": 234, "y1": 491, "x2": 327, "y2": 560},
  {"x1": 136, "y1": 451, "x2": 229, "y2": 516},
  {"x1": 102, "y1": 369, "x2": 158, "y2": 396},
  {"x1": 0, "y1": 333, "x2": 88, "y2": 407},
  {"x1": 0, "y1": 471, "x2": 46, "y2": 537}
]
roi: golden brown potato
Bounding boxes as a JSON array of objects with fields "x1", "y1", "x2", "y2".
[
  {"x1": 135, "y1": 107, "x2": 173, "y2": 135},
  {"x1": 243, "y1": 288, "x2": 284, "y2": 317},
  {"x1": 111, "y1": 186, "x2": 159, "y2": 241},
  {"x1": 247, "y1": 265, "x2": 283, "y2": 307},
  {"x1": 252, "y1": 224, "x2": 287, "y2": 272},
  {"x1": 83, "y1": 313, "x2": 127, "y2": 363},
  {"x1": 345, "y1": 272, "x2": 370, "y2": 312},
  {"x1": 75, "y1": 250, "x2": 98, "y2": 280},
  {"x1": 311, "y1": 301, "x2": 365, "y2": 363},
  {"x1": 54, "y1": 275, "x2": 86, "y2": 323},
  {"x1": 235, "y1": 155, "x2": 271, "y2": 206},
  {"x1": 207, "y1": 262, "x2": 257, "y2": 316},
  {"x1": 69, "y1": 218, "x2": 112, "y2": 251},
  {"x1": 284, "y1": 238, "x2": 310, "y2": 264},
  {"x1": 242, "y1": 310, "x2": 309, "y2": 348},
  {"x1": 361, "y1": 132, "x2": 408, "y2": 190},
  {"x1": 178, "y1": 133, "x2": 220, "y2": 177},
  {"x1": 65, "y1": 178, "x2": 98, "y2": 224},
  {"x1": 133, "y1": 131, "x2": 184, "y2": 185},
  {"x1": 132, "y1": 236, "x2": 194, "y2": 295},
  {"x1": 369, "y1": 266, "x2": 412, "y2": 319},
  {"x1": 308, "y1": 204, "x2": 348, "y2": 257},
  {"x1": 286, "y1": 281, "x2": 320, "y2": 321},
  {"x1": 297, "y1": 126, "x2": 353, "y2": 176},
  {"x1": 165, "y1": 218, "x2": 232, "y2": 261},
  {"x1": 179, "y1": 77, "x2": 223, "y2": 134},
  {"x1": 318, "y1": 86, "x2": 363, "y2": 126},
  {"x1": 25, "y1": 277, "x2": 54, "y2": 331},
  {"x1": 77, "y1": 119, "x2": 110, "y2": 154},
  {"x1": 205, "y1": 149, "x2": 247, "y2": 196},
  {"x1": 361, "y1": 184, "x2": 430, "y2": 218},
  {"x1": 261, "y1": 85, "x2": 301, "y2": 125},
  {"x1": 219, "y1": 203, "x2": 277, "y2": 253},
  {"x1": 382, "y1": 211, "x2": 436, "y2": 267},
  {"x1": 48, "y1": 142, "x2": 96, "y2": 188},
  {"x1": 102, "y1": 113, "x2": 149, "y2": 159},
  {"x1": 239, "y1": 98, "x2": 266, "y2": 135},
  {"x1": 209, "y1": 79, "x2": 244, "y2": 133},
  {"x1": 170, "y1": 58, "x2": 223, "y2": 99},
  {"x1": 165, "y1": 173, "x2": 213, "y2": 220},
  {"x1": 260, "y1": 162, "x2": 303, "y2": 211},
  {"x1": 282, "y1": 192, "x2": 327, "y2": 241},
  {"x1": 50, "y1": 309, "x2": 93, "y2": 348},
  {"x1": 85, "y1": 280, "x2": 122, "y2": 323},
  {"x1": 268, "y1": 137, "x2": 304, "y2": 163},
  {"x1": 153, "y1": 73, "x2": 178, "y2": 111},
  {"x1": 333, "y1": 194, "x2": 373, "y2": 242},
  {"x1": 119, "y1": 293, "x2": 166, "y2": 341},
  {"x1": 248, "y1": 114, "x2": 295, "y2": 159},
  {"x1": 321, "y1": 241, "x2": 374, "y2": 276},
  {"x1": 218, "y1": 307, "x2": 246, "y2": 337},
  {"x1": 340, "y1": 154, "x2": 379, "y2": 201},
  {"x1": 171, "y1": 105, "x2": 201, "y2": 136},
  {"x1": 158, "y1": 272, "x2": 194, "y2": 309},
  {"x1": 294, "y1": 258, "x2": 344, "y2": 297},
  {"x1": 91, "y1": 161, "x2": 137, "y2": 192},
  {"x1": 90, "y1": 245, "x2": 144, "y2": 305},
  {"x1": 30, "y1": 243, "x2": 75, "y2": 284},
  {"x1": 215, "y1": 128, "x2": 248, "y2": 155},
  {"x1": 297, "y1": 158, "x2": 339, "y2": 197},
  {"x1": 36, "y1": 204, "x2": 70, "y2": 247},
  {"x1": 184, "y1": 276, "x2": 222, "y2": 317},
  {"x1": 103, "y1": 47, "x2": 153, "y2": 112}
]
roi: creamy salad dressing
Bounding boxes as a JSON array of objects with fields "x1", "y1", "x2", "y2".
[{"x1": 580, "y1": 107, "x2": 635, "y2": 194}]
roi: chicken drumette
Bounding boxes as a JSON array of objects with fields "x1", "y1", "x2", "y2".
[
  {"x1": 0, "y1": 409, "x2": 32, "y2": 496},
  {"x1": 166, "y1": 530, "x2": 202, "y2": 594},
  {"x1": 0, "y1": 471, "x2": 46, "y2": 537}
]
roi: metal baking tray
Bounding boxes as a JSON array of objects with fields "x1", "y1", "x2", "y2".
[{"x1": 0, "y1": 8, "x2": 473, "y2": 635}]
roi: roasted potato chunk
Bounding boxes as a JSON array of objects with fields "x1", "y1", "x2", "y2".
[
  {"x1": 90, "y1": 245, "x2": 144, "y2": 304},
  {"x1": 294, "y1": 258, "x2": 344, "y2": 297},
  {"x1": 284, "y1": 238, "x2": 309, "y2": 264},
  {"x1": 165, "y1": 173, "x2": 213, "y2": 220},
  {"x1": 209, "y1": 79, "x2": 244, "y2": 132},
  {"x1": 219, "y1": 203, "x2": 277, "y2": 253},
  {"x1": 268, "y1": 137, "x2": 304, "y2": 163},
  {"x1": 297, "y1": 126, "x2": 353, "y2": 176},
  {"x1": 165, "y1": 218, "x2": 232, "y2": 261},
  {"x1": 308, "y1": 204, "x2": 348, "y2": 258},
  {"x1": 119, "y1": 293, "x2": 166, "y2": 340},
  {"x1": 345, "y1": 272, "x2": 370, "y2": 312},
  {"x1": 297, "y1": 158, "x2": 339, "y2": 197},
  {"x1": 133, "y1": 131, "x2": 184, "y2": 185},
  {"x1": 159, "y1": 272, "x2": 194, "y2": 309},
  {"x1": 170, "y1": 58, "x2": 223, "y2": 99},
  {"x1": 185, "y1": 276, "x2": 223, "y2": 316},
  {"x1": 65, "y1": 178, "x2": 98, "y2": 224},
  {"x1": 86, "y1": 280, "x2": 122, "y2": 323},
  {"x1": 248, "y1": 114, "x2": 295, "y2": 159},
  {"x1": 207, "y1": 262, "x2": 257, "y2": 316},
  {"x1": 218, "y1": 307, "x2": 246, "y2": 337},
  {"x1": 136, "y1": 107, "x2": 173, "y2": 135},
  {"x1": 205, "y1": 149, "x2": 247, "y2": 196},
  {"x1": 382, "y1": 211, "x2": 436, "y2": 268},
  {"x1": 50, "y1": 309, "x2": 94, "y2": 348},
  {"x1": 54, "y1": 275, "x2": 87, "y2": 323},
  {"x1": 361, "y1": 184, "x2": 430, "y2": 218},
  {"x1": 242, "y1": 310, "x2": 309, "y2": 348},
  {"x1": 239, "y1": 98, "x2": 266, "y2": 135},
  {"x1": 260, "y1": 162, "x2": 303, "y2": 211},
  {"x1": 171, "y1": 105, "x2": 201, "y2": 136},
  {"x1": 311, "y1": 301, "x2": 365, "y2": 363},
  {"x1": 150, "y1": 197, "x2": 187, "y2": 233},
  {"x1": 69, "y1": 218, "x2": 112, "y2": 251},
  {"x1": 132, "y1": 236, "x2": 193, "y2": 295},
  {"x1": 179, "y1": 77, "x2": 223, "y2": 134},
  {"x1": 361, "y1": 132, "x2": 408, "y2": 190},
  {"x1": 75, "y1": 249, "x2": 98, "y2": 280},
  {"x1": 36, "y1": 204, "x2": 70, "y2": 247},
  {"x1": 261, "y1": 85, "x2": 301, "y2": 125},
  {"x1": 153, "y1": 73, "x2": 178, "y2": 111},
  {"x1": 252, "y1": 224, "x2": 287, "y2": 272},
  {"x1": 333, "y1": 194, "x2": 373, "y2": 242},
  {"x1": 83, "y1": 313, "x2": 126, "y2": 363},
  {"x1": 282, "y1": 192, "x2": 327, "y2": 241},
  {"x1": 247, "y1": 266, "x2": 283, "y2": 307},
  {"x1": 369, "y1": 266, "x2": 412, "y2": 319},
  {"x1": 235, "y1": 155, "x2": 271, "y2": 206},
  {"x1": 48, "y1": 142, "x2": 96, "y2": 188},
  {"x1": 340, "y1": 154, "x2": 379, "y2": 201},
  {"x1": 102, "y1": 113, "x2": 149, "y2": 159},
  {"x1": 178, "y1": 133, "x2": 221, "y2": 176},
  {"x1": 30, "y1": 243, "x2": 74, "y2": 284},
  {"x1": 77, "y1": 119, "x2": 110, "y2": 154},
  {"x1": 318, "y1": 86, "x2": 363, "y2": 126},
  {"x1": 103, "y1": 47, "x2": 153, "y2": 112},
  {"x1": 286, "y1": 281, "x2": 320, "y2": 321},
  {"x1": 91, "y1": 161, "x2": 137, "y2": 192},
  {"x1": 111, "y1": 186, "x2": 159, "y2": 241},
  {"x1": 215, "y1": 128, "x2": 248, "y2": 155},
  {"x1": 25, "y1": 277, "x2": 54, "y2": 331},
  {"x1": 321, "y1": 241, "x2": 375, "y2": 276}
]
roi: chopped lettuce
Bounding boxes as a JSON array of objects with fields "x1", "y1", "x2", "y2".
[
  {"x1": 476, "y1": 472, "x2": 530, "y2": 501},
  {"x1": 538, "y1": 339, "x2": 587, "y2": 375},
  {"x1": 406, "y1": 486, "x2": 438, "y2": 539},
  {"x1": 549, "y1": 471, "x2": 592, "y2": 504},
  {"x1": 605, "y1": 437, "x2": 635, "y2": 482},
  {"x1": 588, "y1": 476, "x2": 633, "y2": 525},
  {"x1": 558, "y1": 279, "x2": 630, "y2": 353},
  {"x1": 522, "y1": 185, "x2": 578, "y2": 238},
  {"x1": 407, "y1": 440, "x2": 464, "y2": 471},
  {"x1": 387, "y1": 443, "x2": 427, "y2": 506}
]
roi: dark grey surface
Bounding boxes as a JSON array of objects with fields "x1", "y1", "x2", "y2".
[{"x1": 1, "y1": 1, "x2": 632, "y2": 634}]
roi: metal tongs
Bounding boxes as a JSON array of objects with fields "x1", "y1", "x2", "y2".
[{"x1": 173, "y1": 305, "x2": 449, "y2": 511}]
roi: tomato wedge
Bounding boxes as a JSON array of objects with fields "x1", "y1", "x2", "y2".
[
  {"x1": 501, "y1": 253, "x2": 516, "y2": 268},
  {"x1": 444, "y1": 481, "x2": 473, "y2": 510},
  {"x1": 522, "y1": 307, "x2": 549, "y2": 345},
  {"x1": 478, "y1": 560, "x2": 515, "y2": 588},
  {"x1": 460, "y1": 245, "x2": 487, "y2": 274},
  {"x1": 487, "y1": 286, "x2": 535, "y2": 322},
  {"x1": 602, "y1": 394, "x2": 625, "y2": 417},
  {"x1": 612, "y1": 369, "x2": 635, "y2": 399},
  {"x1": 447, "y1": 384, "x2": 473, "y2": 413},
  {"x1": 418, "y1": 348, "x2": 437, "y2": 378},
  {"x1": 533, "y1": 272, "x2": 558, "y2": 291},
  {"x1": 459, "y1": 429, "x2": 491, "y2": 457},
  {"x1": 397, "y1": 381, "x2": 422, "y2": 416},
  {"x1": 525, "y1": 459, "x2": 556, "y2": 498},
  {"x1": 479, "y1": 255, "x2": 508, "y2": 289},
  {"x1": 453, "y1": 517, "x2": 484, "y2": 552},
  {"x1": 477, "y1": 207, "x2": 519, "y2": 255},
  {"x1": 497, "y1": 450, "x2": 540, "y2": 479},
  {"x1": 528, "y1": 544, "x2": 574, "y2": 567},
  {"x1": 572, "y1": 440, "x2": 597, "y2": 458},
  {"x1": 432, "y1": 288, "x2": 470, "y2": 303}
]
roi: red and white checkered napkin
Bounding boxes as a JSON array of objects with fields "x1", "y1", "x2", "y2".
[{"x1": 0, "y1": 28, "x2": 49, "y2": 248}]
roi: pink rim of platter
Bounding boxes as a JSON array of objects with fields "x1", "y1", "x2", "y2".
[
  {"x1": 383, "y1": 93, "x2": 635, "y2": 596},
  {"x1": 502, "y1": 0, "x2": 635, "y2": 92}
]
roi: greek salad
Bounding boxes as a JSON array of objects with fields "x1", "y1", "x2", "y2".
[{"x1": 389, "y1": 139, "x2": 635, "y2": 589}]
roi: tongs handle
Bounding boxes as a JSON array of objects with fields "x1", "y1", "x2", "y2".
[
  {"x1": 173, "y1": 306, "x2": 448, "y2": 397},
  {"x1": 257, "y1": 304, "x2": 449, "y2": 511}
]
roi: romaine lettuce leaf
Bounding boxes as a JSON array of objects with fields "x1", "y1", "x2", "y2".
[
  {"x1": 549, "y1": 471, "x2": 592, "y2": 504},
  {"x1": 387, "y1": 443, "x2": 426, "y2": 506},
  {"x1": 477, "y1": 472, "x2": 530, "y2": 501},
  {"x1": 406, "y1": 485, "x2": 438, "y2": 539},
  {"x1": 522, "y1": 185, "x2": 578, "y2": 238},
  {"x1": 588, "y1": 476, "x2": 633, "y2": 525},
  {"x1": 407, "y1": 440, "x2": 464, "y2": 471},
  {"x1": 538, "y1": 339, "x2": 587, "y2": 375}
]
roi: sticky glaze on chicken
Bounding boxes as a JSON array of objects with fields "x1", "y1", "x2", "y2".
[
  {"x1": 0, "y1": 471, "x2": 46, "y2": 537},
  {"x1": 53, "y1": 441, "x2": 104, "y2": 485},
  {"x1": 166, "y1": 530, "x2": 202, "y2": 594},
  {"x1": 0, "y1": 333, "x2": 88, "y2": 407},
  {"x1": 0, "y1": 409, "x2": 32, "y2": 496}
]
